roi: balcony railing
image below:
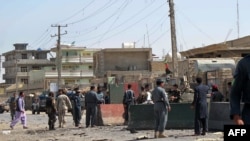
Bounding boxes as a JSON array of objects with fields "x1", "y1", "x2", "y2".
[
  {"x1": 2, "y1": 59, "x2": 55, "y2": 67},
  {"x1": 45, "y1": 70, "x2": 93, "y2": 77},
  {"x1": 61, "y1": 56, "x2": 93, "y2": 63}
]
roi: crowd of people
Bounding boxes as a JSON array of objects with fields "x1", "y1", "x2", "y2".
[
  {"x1": 8, "y1": 85, "x2": 110, "y2": 130},
  {"x1": 7, "y1": 55, "x2": 250, "y2": 139}
]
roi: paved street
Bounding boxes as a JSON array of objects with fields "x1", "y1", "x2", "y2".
[{"x1": 0, "y1": 111, "x2": 223, "y2": 141}]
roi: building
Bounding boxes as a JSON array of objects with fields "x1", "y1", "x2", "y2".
[
  {"x1": 93, "y1": 48, "x2": 153, "y2": 84},
  {"x1": 180, "y1": 35, "x2": 250, "y2": 58},
  {"x1": 2, "y1": 43, "x2": 54, "y2": 95},
  {"x1": 48, "y1": 45, "x2": 101, "y2": 89}
]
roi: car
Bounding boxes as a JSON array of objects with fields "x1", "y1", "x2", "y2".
[
  {"x1": 0, "y1": 100, "x2": 10, "y2": 114},
  {"x1": 31, "y1": 92, "x2": 49, "y2": 114},
  {"x1": 38, "y1": 92, "x2": 48, "y2": 112}
]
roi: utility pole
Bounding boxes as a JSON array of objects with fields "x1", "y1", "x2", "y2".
[
  {"x1": 168, "y1": 0, "x2": 178, "y2": 80},
  {"x1": 51, "y1": 24, "x2": 67, "y2": 89}
]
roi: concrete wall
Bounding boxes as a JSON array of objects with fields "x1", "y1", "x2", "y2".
[{"x1": 103, "y1": 51, "x2": 149, "y2": 71}]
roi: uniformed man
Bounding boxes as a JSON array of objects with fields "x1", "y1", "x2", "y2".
[
  {"x1": 46, "y1": 92, "x2": 57, "y2": 130},
  {"x1": 72, "y1": 90, "x2": 82, "y2": 127},
  {"x1": 122, "y1": 84, "x2": 135, "y2": 125},
  {"x1": 169, "y1": 84, "x2": 182, "y2": 103},
  {"x1": 152, "y1": 79, "x2": 171, "y2": 138},
  {"x1": 230, "y1": 55, "x2": 250, "y2": 125},
  {"x1": 191, "y1": 77, "x2": 209, "y2": 136},
  {"x1": 85, "y1": 85, "x2": 99, "y2": 127},
  {"x1": 9, "y1": 93, "x2": 17, "y2": 120},
  {"x1": 56, "y1": 89, "x2": 72, "y2": 128}
]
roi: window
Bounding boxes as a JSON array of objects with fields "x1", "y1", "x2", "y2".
[
  {"x1": 21, "y1": 67, "x2": 28, "y2": 72},
  {"x1": 21, "y1": 79, "x2": 28, "y2": 84},
  {"x1": 32, "y1": 66, "x2": 41, "y2": 70},
  {"x1": 21, "y1": 54, "x2": 27, "y2": 59}
]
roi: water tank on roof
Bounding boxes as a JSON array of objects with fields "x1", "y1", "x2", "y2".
[
  {"x1": 165, "y1": 52, "x2": 182, "y2": 62},
  {"x1": 37, "y1": 48, "x2": 42, "y2": 51},
  {"x1": 122, "y1": 42, "x2": 135, "y2": 48}
]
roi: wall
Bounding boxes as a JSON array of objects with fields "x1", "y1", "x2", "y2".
[{"x1": 103, "y1": 51, "x2": 149, "y2": 71}]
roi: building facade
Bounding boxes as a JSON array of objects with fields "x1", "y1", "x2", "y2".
[
  {"x1": 2, "y1": 43, "x2": 54, "y2": 94},
  {"x1": 48, "y1": 45, "x2": 101, "y2": 89}
]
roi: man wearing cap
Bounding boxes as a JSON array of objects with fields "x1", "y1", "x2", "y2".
[
  {"x1": 151, "y1": 79, "x2": 171, "y2": 138},
  {"x1": 72, "y1": 89, "x2": 82, "y2": 127}
]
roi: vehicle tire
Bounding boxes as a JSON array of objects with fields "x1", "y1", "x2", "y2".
[
  {"x1": 37, "y1": 109, "x2": 40, "y2": 114},
  {"x1": 0, "y1": 107, "x2": 4, "y2": 114}
]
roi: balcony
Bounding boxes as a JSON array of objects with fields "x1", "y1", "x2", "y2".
[
  {"x1": 45, "y1": 70, "x2": 94, "y2": 78},
  {"x1": 61, "y1": 56, "x2": 93, "y2": 63},
  {"x1": 2, "y1": 59, "x2": 55, "y2": 67}
]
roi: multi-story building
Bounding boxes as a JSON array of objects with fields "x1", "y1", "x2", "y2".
[
  {"x1": 2, "y1": 43, "x2": 54, "y2": 94},
  {"x1": 47, "y1": 45, "x2": 101, "y2": 89}
]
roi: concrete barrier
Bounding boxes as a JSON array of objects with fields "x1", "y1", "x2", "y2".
[
  {"x1": 208, "y1": 102, "x2": 243, "y2": 131},
  {"x1": 98, "y1": 104, "x2": 124, "y2": 125},
  {"x1": 128, "y1": 103, "x2": 195, "y2": 130}
]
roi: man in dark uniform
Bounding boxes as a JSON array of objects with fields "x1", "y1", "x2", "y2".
[
  {"x1": 191, "y1": 77, "x2": 209, "y2": 136},
  {"x1": 151, "y1": 79, "x2": 171, "y2": 138},
  {"x1": 122, "y1": 84, "x2": 135, "y2": 125},
  {"x1": 169, "y1": 84, "x2": 182, "y2": 103},
  {"x1": 230, "y1": 55, "x2": 250, "y2": 125},
  {"x1": 46, "y1": 92, "x2": 57, "y2": 130},
  {"x1": 72, "y1": 90, "x2": 82, "y2": 127},
  {"x1": 85, "y1": 85, "x2": 99, "y2": 127},
  {"x1": 9, "y1": 93, "x2": 17, "y2": 120}
]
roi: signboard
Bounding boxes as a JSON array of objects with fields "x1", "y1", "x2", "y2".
[{"x1": 50, "y1": 83, "x2": 58, "y2": 92}]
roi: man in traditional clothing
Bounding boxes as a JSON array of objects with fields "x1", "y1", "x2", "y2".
[{"x1": 46, "y1": 92, "x2": 57, "y2": 130}]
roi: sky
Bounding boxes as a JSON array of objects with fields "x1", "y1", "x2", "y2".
[{"x1": 0, "y1": 0, "x2": 250, "y2": 82}]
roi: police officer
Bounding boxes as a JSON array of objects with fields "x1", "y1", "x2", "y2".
[
  {"x1": 230, "y1": 55, "x2": 250, "y2": 125},
  {"x1": 72, "y1": 90, "x2": 82, "y2": 127},
  {"x1": 151, "y1": 79, "x2": 171, "y2": 138},
  {"x1": 85, "y1": 85, "x2": 99, "y2": 127},
  {"x1": 46, "y1": 92, "x2": 57, "y2": 130}
]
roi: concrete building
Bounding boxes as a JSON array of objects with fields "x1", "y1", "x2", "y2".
[
  {"x1": 93, "y1": 48, "x2": 153, "y2": 84},
  {"x1": 2, "y1": 43, "x2": 54, "y2": 94},
  {"x1": 48, "y1": 45, "x2": 101, "y2": 89},
  {"x1": 180, "y1": 35, "x2": 250, "y2": 58}
]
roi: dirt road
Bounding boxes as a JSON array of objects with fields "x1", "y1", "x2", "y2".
[{"x1": 0, "y1": 111, "x2": 223, "y2": 141}]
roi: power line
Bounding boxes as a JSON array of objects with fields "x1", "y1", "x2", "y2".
[
  {"x1": 67, "y1": 0, "x2": 118, "y2": 25},
  {"x1": 56, "y1": 0, "x2": 96, "y2": 24},
  {"x1": 86, "y1": 1, "x2": 167, "y2": 47}
]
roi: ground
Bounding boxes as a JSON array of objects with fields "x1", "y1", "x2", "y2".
[{"x1": 0, "y1": 111, "x2": 223, "y2": 141}]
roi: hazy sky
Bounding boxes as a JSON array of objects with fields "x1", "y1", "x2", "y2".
[{"x1": 0, "y1": 0, "x2": 250, "y2": 82}]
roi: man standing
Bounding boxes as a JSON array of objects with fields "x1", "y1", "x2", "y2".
[
  {"x1": 10, "y1": 91, "x2": 28, "y2": 129},
  {"x1": 230, "y1": 55, "x2": 250, "y2": 125},
  {"x1": 151, "y1": 79, "x2": 171, "y2": 138},
  {"x1": 122, "y1": 84, "x2": 135, "y2": 125},
  {"x1": 46, "y1": 92, "x2": 57, "y2": 130},
  {"x1": 85, "y1": 85, "x2": 99, "y2": 127},
  {"x1": 72, "y1": 90, "x2": 82, "y2": 127},
  {"x1": 191, "y1": 77, "x2": 209, "y2": 136},
  {"x1": 56, "y1": 89, "x2": 72, "y2": 128},
  {"x1": 9, "y1": 93, "x2": 17, "y2": 121}
]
